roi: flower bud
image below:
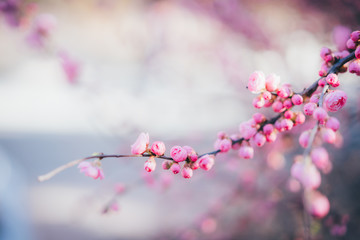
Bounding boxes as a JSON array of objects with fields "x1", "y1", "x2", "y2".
[
  {"x1": 311, "y1": 147, "x2": 330, "y2": 171},
  {"x1": 272, "y1": 100, "x2": 284, "y2": 113},
  {"x1": 144, "y1": 157, "x2": 156, "y2": 172},
  {"x1": 162, "y1": 160, "x2": 173, "y2": 170},
  {"x1": 326, "y1": 73, "x2": 340, "y2": 87},
  {"x1": 170, "y1": 146, "x2": 188, "y2": 162},
  {"x1": 199, "y1": 155, "x2": 215, "y2": 171},
  {"x1": 170, "y1": 163, "x2": 181, "y2": 174},
  {"x1": 151, "y1": 141, "x2": 166, "y2": 156},
  {"x1": 131, "y1": 132, "x2": 149, "y2": 155},
  {"x1": 299, "y1": 131, "x2": 310, "y2": 148},
  {"x1": 303, "y1": 102, "x2": 317, "y2": 116},
  {"x1": 295, "y1": 112, "x2": 306, "y2": 125},
  {"x1": 306, "y1": 191, "x2": 330, "y2": 218},
  {"x1": 324, "y1": 90, "x2": 347, "y2": 112},
  {"x1": 181, "y1": 166, "x2": 193, "y2": 179},
  {"x1": 322, "y1": 128, "x2": 336, "y2": 144},
  {"x1": 253, "y1": 133, "x2": 266, "y2": 147},
  {"x1": 238, "y1": 145, "x2": 254, "y2": 159},
  {"x1": 263, "y1": 124, "x2": 274, "y2": 135},
  {"x1": 265, "y1": 73, "x2": 280, "y2": 92},
  {"x1": 326, "y1": 117, "x2": 340, "y2": 131},
  {"x1": 248, "y1": 71, "x2": 266, "y2": 93},
  {"x1": 313, "y1": 107, "x2": 328, "y2": 122},
  {"x1": 291, "y1": 94, "x2": 303, "y2": 105},
  {"x1": 253, "y1": 113, "x2": 265, "y2": 124}
]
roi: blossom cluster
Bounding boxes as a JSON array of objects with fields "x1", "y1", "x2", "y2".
[{"x1": 70, "y1": 29, "x2": 360, "y2": 221}]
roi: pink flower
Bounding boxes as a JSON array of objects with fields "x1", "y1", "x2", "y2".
[
  {"x1": 313, "y1": 107, "x2": 328, "y2": 122},
  {"x1": 322, "y1": 128, "x2": 336, "y2": 144},
  {"x1": 238, "y1": 145, "x2": 254, "y2": 159},
  {"x1": 346, "y1": 39, "x2": 356, "y2": 49},
  {"x1": 295, "y1": 112, "x2": 306, "y2": 125},
  {"x1": 150, "y1": 141, "x2": 166, "y2": 156},
  {"x1": 252, "y1": 96, "x2": 265, "y2": 108},
  {"x1": 283, "y1": 99, "x2": 293, "y2": 109},
  {"x1": 253, "y1": 113, "x2": 265, "y2": 124},
  {"x1": 265, "y1": 73, "x2": 280, "y2": 92},
  {"x1": 277, "y1": 85, "x2": 291, "y2": 98},
  {"x1": 266, "y1": 131, "x2": 277, "y2": 142},
  {"x1": 311, "y1": 147, "x2": 330, "y2": 171},
  {"x1": 303, "y1": 102, "x2": 317, "y2": 116},
  {"x1": 144, "y1": 157, "x2": 156, "y2": 172},
  {"x1": 291, "y1": 162, "x2": 321, "y2": 189},
  {"x1": 284, "y1": 110, "x2": 294, "y2": 119},
  {"x1": 326, "y1": 73, "x2": 340, "y2": 87},
  {"x1": 248, "y1": 71, "x2": 266, "y2": 93},
  {"x1": 326, "y1": 117, "x2": 340, "y2": 131},
  {"x1": 291, "y1": 94, "x2": 303, "y2": 105},
  {"x1": 356, "y1": 46, "x2": 360, "y2": 59},
  {"x1": 239, "y1": 121, "x2": 257, "y2": 140},
  {"x1": 306, "y1": 191, "x2": 330, "y2": 218},
  {"x1": 170, "y1": 163, "x2": 181, "y2": 174},
  {"x1": 131, "y1": 132, "x2": 149, "y2": 155},
  {"x1": 181, "y1": 166, "x2": 193, "y2": 179},
  {"x1": 183, "y1": 146, "x2": 198, "y2": 161},
  {"x1": 320, "y1": 47, "x2": 332, "y2": 60},
  {"x1": 199, "y1": 155, "x2": 215, "y2": 171},
  {"x1": 310, "y1": 94, "x2": 320, "y2": 104},
  {"x1": 214, "y1": 138, "x2": 232, "y2": 153},
  {"x1": 78, "y1": 161, "x2": 104, "y2": 180},
  {"x1": 324, "y1": 90, "x2": 347, "y2": 112},
  {"x1": 252, "y1": 133, "x2": 266, "y2": 147},
  {"x1": 299, "y1": 131, "x2": 310, "y2": 148},
  {"x1": 272, "y1": 100, "x2": 284, "y2": 113},
  {"x1": 170, "y1": 146, "x2": 188, "y2": 162},
  {"x1": 263, "y1": 124, "x2": 274, "y2": 135},
  {"x1": 349, "y1": 59, "x2": 360, "y2": 75},
  {"x1": 262, "y1": 91, "x2": 272, "y2": 100},
  {"x1": 191, "y1": 160, "x2": 200, "y2": 170},
  {"x1": 350, "y1": 30, "x2": 360, "y2": 42},
  {"x1": 281, "y1": 119, "x2": 293, "y2": 131}
]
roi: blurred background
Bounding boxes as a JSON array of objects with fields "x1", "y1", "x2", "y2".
[{"x1": 0, "y1": 0, "x2": 360, "y2": 239}]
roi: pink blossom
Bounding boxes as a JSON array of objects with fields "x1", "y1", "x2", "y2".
[
  {"x1": 318, "y1": 78, "x2": 326, "y2": 87},
  {"x1": 346, "y1": 39, "x2": 356, "y2": 49},
  {"x1": 350, "y1": 30, "x2": 360, "y2": 42},
  {"x1": 307, "y1": 191, "x2": 330, "y2": 218},
  {"x1": 295, "y1": 112, "x2": 306, "y2": 125},
  {"x1": 310, "y1": 94, "x2": 320, "y2": 104},
  {"x1": 199, "y1": 155, "x2": 215, "y2": 171},
  {"x1": 320, "y1": 47, "x2": 332, "y2": 60},
  {"x1": 262, "y1": 91, "x2": 272, "y2": 100},
  {"x1": 239, "y1": 121, "x2": 257, "y2": 140},
  {"x1": 252, "y1": 133, "x2": 266, "y2": 147},
  {"x1": 277, "y1": 85, "x2": 291, "y2": 98},
  {"x1": 319, "y1": 64, "x2": 329, "y2": 77},
  {"x1": 78, "y1": 161, "x2": 104, "y2": 180},
  {"x1": 252, "y1": 96, "x2": 265, "y2": 108},
  {"x1": 324, "y1": 90, "x2": 347, "y2": 112},
  {"x1": 349, "y1": 59, "x2": 360, "y2": 75},
  {"x1": 150, "y1": 141, "x2": 166, "y2": 156},
  {"x1": 263, "y1": 124, "x2": 274, "y2": 135},
  {"x1": 266, "y1": 131, "x2": 277, "y2": 142},
  {"x1": 322, "y1": 128, "x2": 336, "y2": 144},
  {"x1": 170, "y1": 163, "x2": 181, "y2": 174},
  {"x1": 326, "y1": 117, "x2": 340, "y2": 131},
  {"x1": 214, "y1": 138, "x2": 232, "y2": 153},
  {"x1": 356, "y1": 46, "x2": 360, "y2": 59},
  {"x1": 291, "y1": 94, "x2": 303, "y2": 105},
  {"x1": 299, "y1": 131, "x2": 310, "y2": 148},
  {"x1": 131, "y1": 132, "x2": 149, "y2": 155},
  {"x1": 183, "y1": 145, "x2": 198, "y2": 161},
  {"x1": 252, "y1": 113, "x2": 265, "y2": 124},
  {"x1": 248, "y1": 71, "x2": 266, "y2": 93},
  {"x1": 283, "y1": 99, "x2": 293, "y2": 109},
  {"x1": 313, "y1": 107, "x2": 328, "y2": 122},
  {"x1": 326, "y1": 73, "x2": 340, "y2": 87},
  {"x1": 144, "y1": 157, "x2": 156, "y2": 172},
  {"x1": 284, "y1": 110, "x2": 294, "y2": 119},
  {"x1": 303, "y1": 102, "x2": 317, "y2": 116},
  {"x1": 311, "y1": 147, "x2": 330, "y2": 171},
  {"x1": 272, "y1": 100, "x2": 284, "y2": 113},
  {"x1": 281, "y1": 119, "x2": 293, "y2": 131},
  {"x1": 181, "y1": 166, "x2": 193, "y2": 179},
  {"x1": 238, "y1": 145, "x2": 254, "y2": 159},
  {"x1": 170, "y1": 146, "x2": 188, "y2": 162},
  {"x1": 191, "y1": 160, "x2": 200, "y2": 170},
  {"x1": 265, "y1": 73, "x2": 280, "y2": 92},
  {"x1": 291, "y1": 162, "x2": 321, "y2": 189}
]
